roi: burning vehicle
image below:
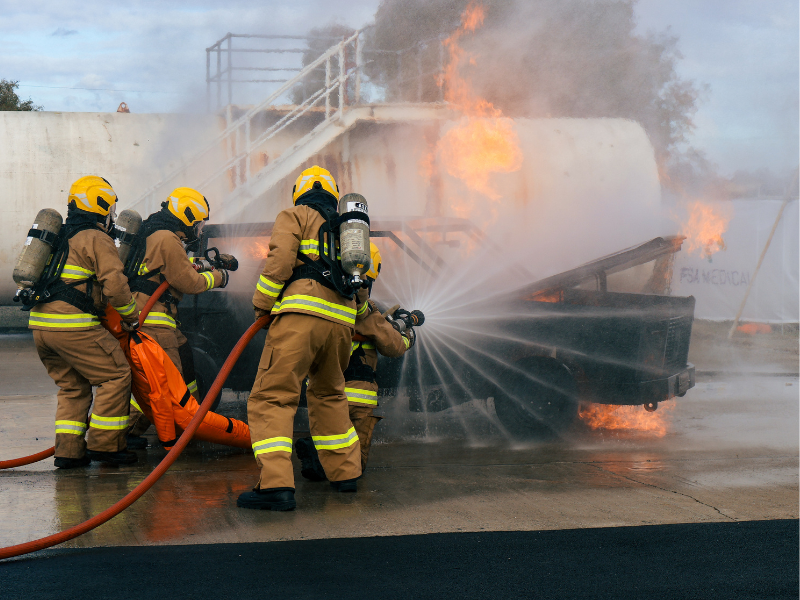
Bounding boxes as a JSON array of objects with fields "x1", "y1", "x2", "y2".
[{"x1": 177, "y1": 216, "x2": 695, "y2": 438}]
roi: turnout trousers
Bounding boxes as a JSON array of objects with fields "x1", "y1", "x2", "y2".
[
  {"x1": 248, "y1": 312, "x2": 360, "y2": 489},
  {"x1": 34, "y1": 328, "x2": 132, "y2": 458},
  {"x1": 347, "y1": 404, "x2": 382, "y2": 471},
  {"x1": 127, "y1": 326, "x2": 196, "y2": 436}
]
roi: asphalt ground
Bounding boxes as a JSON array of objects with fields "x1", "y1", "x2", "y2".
[{"x1": 2, "y1": 520, "x2": 797, "y2": 600}]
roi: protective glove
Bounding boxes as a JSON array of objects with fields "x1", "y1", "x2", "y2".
[
  {"x1": 254, "y1": 307, "x2": 271, "y2": 329},
  {"x1": 121, "y1": 319, "x2": 140, "y2": 333},
  {"x1": 218, "y1": 269, "x2": 229, "y2": 289},
  {"x1": 403, "y1": 328, "x2": 416, "y2": 349}
]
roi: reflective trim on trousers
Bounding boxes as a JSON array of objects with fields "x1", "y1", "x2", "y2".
[
  {"x1": 256, "y1": 274, "x2": 284, "y2": 298},
  {"x1": 345, "y1": 388, "x2": 378, "y2": 405},
  {"x1": 89, "y1": 414, "x2": 129, "y2": 430},
  {"x1": 143, "y1": 312, "x2": 176, "y2": 328},
  {"x1": 187, "y1": 380, "x2": 198, "y2": 395},
  {"x1": 29, "y1": 312, "x2": 100, "y2": 328},
  {"x1": 312, "y1": 426, "x2": 359, "y2": 450},
  {"x1": 201, "y1": 271, "x2": 215, "y2": 291},
  {"x1": 252, "y1": 437, "x2": 293, "y2": 456},
  {"x1": 55, "y1": 420, "x2": 87, "y2": 435},
  {"x1": 130, "y1": 397, "x2": 143, "y2": 413},
  {"x1": 272, "y1": 295, "x2": 356, "y2": 325},
  {"x1": 114, "y1": 298, "x2": 137, "y2": 317},
  {"x1": 61, "y1": 264, "x2": 95, "y2": 280}
]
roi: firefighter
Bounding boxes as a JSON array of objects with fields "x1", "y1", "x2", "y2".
[
  {"x1": 125, "y1": 188, "x2": 230, "y2": 447},
  {"x1": 296, "y1": 242, "x2": 416, "y2": 479},
  {"x1": 237, "y1": 166, "x2": 368, "y2": 512},
  {"x1": 30, "y1": 176, "x2": 140, "y2": 468}
]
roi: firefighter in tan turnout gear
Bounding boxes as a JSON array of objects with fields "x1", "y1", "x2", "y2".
[
  {"x1": 126, "y1": 188, "x2": 231, "y2": 447},
  {"x1": 296, "y1": 242, "x2": 422, "y2": 479},
  {"x1": 29, "y1": 176, "x2": 140, "y2": 468},
  {"x1": 237, "y1": 166, "x2": 368, "y2": 512}
]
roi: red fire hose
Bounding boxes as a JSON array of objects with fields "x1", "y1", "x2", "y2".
[
  {"x1": 0, "y1": 314, "x2": 270, "y2": 560},
  {"x1": 0, "y1": 281, "x2": 172, "y2": 470}
]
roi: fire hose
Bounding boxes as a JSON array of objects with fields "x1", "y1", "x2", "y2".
[
  {"x1": 0, "y1": 281, "x2": 172, "y2": 470},
  {"x1": 0, "y1": 313, "x2": 271, "y2": 560}
]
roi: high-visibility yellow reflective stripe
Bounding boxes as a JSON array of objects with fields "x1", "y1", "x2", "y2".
[
  {"x1": 61, "y1": 264, "x2": 95, "y2": 280},
  {"x1": 272, "y1": 294, "x2": 356, "y2": 325},
  {"x1": 89, "y1": 414, "x2": 129, "y2": 430},
  {"x1": 29, "y1": 312, "x2": 100, "y2": 328},
  {"x1": 201, "y1": 271, "x2": 214, "y2": 291},
  {"x1": 345, "y1": 388, "x2": 378, "y2": 405},
  {"x1": 356, "y1": 301, "x2": 369, "y2": 316},
  {"x1": 252, "y1": 437, "x2": 293, "y2": 455},
  {"x1": 299, "y1": 240, "x2": 340, "y2": 259},
  {"x1": 312, "y1": 426, "x2": 358, "y2": 450},
  {"x1": 187, "y1": 380, "x2": 198, "y2": 395},
  {"x1": 138, "y1": 264, "x2": 150, "y2": 276},
  {"x1": 350, "y1": 341, "x2": 375, "y2": 355},
  {"x1": 55, "y1": 420, "x2": 87, "y2": 435},
  {"x1": 114, "y1": 298, "x2": 137, "y2": 317},
  {"x1": 130, "y1": 397, "x2": 142, "y2": 413},
  {"x1": 403, "y1": 336, "x2": 410, "y2": 349},
  {"x1": 256, "y1": 275, "x2": 284, "y2": 298},
  {"x1": 143, "y1": 312, "x2": 176, "y2": 328}
]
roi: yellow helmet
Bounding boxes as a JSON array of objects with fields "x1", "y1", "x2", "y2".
[
  {"x1": 292, "y1": 165, "x2": 339, "y2": 204},
  {"x1": 68, "y1": 176, "x2": 118, "y2": 216},
  {"x1": 366, "y1": 242, "x2": 382, "y2": 281},
  {"x1": 164, "y1": 187, "x2": 210, "y2": 226}
]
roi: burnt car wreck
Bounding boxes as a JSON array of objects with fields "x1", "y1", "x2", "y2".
[{"x1": 179, "y1": 218, "x2": 695, "y2": 437}]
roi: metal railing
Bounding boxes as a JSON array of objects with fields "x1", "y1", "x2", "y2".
[{"x1": 134, "y1": 29, "x2": 449, "y2": 213}]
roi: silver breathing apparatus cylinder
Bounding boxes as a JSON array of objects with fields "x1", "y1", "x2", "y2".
[{"x1": 337, "y1": 193, "x2": 370, "y2": 287}]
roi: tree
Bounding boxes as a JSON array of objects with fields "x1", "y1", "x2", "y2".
[
  {"x1": 0, "y1": 79, "x2": 42, "y2": 111},
  {"x1": 366, "y1": 0, "x2": 703, "y2": 191}
]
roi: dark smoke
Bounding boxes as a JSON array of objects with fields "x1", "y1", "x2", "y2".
[{"x1": 365, "y1": 0, "x2": 704, "y2": 193}]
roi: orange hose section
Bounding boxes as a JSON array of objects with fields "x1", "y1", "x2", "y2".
[
  {"x1": 0, "y1": 447, "x2": 55, "y2": 470},
  {"x1": 0, "y1": 315, "x2": 270, "y2": 560},
  {"x1": 0, "y1": 281, "x2": 172, "y2": 471}
]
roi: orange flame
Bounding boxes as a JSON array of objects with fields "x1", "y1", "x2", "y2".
[
  {"x1": 247, "y1": 239, "x2": 270, "y2": 260},
  {"x1": 434, "y1": 2, "x2": 523, "y2": 211},
  {"x1": 680, "y1": 201, "x2": 731, "y2": 258},
  {"x1": 578, "y1": 403, "x2": 673, "y2": 438}
]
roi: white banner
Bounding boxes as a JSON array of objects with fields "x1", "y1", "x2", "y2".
[{"x1": 672, "y1": 199, "x2": 799, "y2": 323}]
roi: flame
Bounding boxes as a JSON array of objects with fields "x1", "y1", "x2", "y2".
[
  {"x1": 578, "y1": 403, "x2": 673, "y2": 438},
  {"x1": 435, "y1": 2, "x2": 523, "y2": 212},
  {"x1": 247, "y1": 239, "x2": 270, "y2": 260},
  {"x1": 680, "y1": 201, "x2": 731, "y2": 258}
]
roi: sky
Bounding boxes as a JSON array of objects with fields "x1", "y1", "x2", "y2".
[{"x1": 1, "y1": 0, "x2": 797, "y2": 177}]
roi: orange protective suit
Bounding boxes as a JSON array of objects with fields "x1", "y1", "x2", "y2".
[{"x1": 101, "y1": 308, "x2": 250, "y2": 450}]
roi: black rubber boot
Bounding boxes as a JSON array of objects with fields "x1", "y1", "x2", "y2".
[
  {"x1": 237, "y1": 488, "x2": 296, "y2": 511},
  {"x1": 126, "y1": 435, "x2": 148, "y2": 450},
  {"x1": 330, "y1": 478, "x2": 358, "y2": 493},
  {"x1": 54, "y1": 456, "x2": 91, "y2": 469},
  {"x1": 86, "y1": 450, "x2": 138, "y2": 465},
  {"x1": 295, "y1": 437, "x2": 327, "y2": 481}
]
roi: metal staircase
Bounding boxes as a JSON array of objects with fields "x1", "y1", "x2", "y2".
[{"x1": 130, "y1": 29, "x2": 451, "y2": 221}]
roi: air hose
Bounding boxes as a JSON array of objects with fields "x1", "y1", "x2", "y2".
[
  {"x1": 0, "y1": 314, "x2": 270, "y2": 560},
  {"x1": 0, "y1": 280, "x2": 172, "y2": 470}
]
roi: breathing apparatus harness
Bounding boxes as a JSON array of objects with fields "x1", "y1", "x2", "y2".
[
  {"x1": 14, "y1": 209, "x2": 113, "y2": 314},
  {"x1": 343, "y1": 343, "x2": 377, "y2": 383},
  {"x1": 280, "y1": 192, "x2": 371, "y2": 301}
]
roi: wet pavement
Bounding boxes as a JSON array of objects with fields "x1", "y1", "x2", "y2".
[{"x1": 0, "y1": 329, "x2": 797, "y2": 551}]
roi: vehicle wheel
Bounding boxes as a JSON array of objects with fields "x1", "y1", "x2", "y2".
[{"x1": 493, "y1": 358, "x2": 578, "y2": 439}]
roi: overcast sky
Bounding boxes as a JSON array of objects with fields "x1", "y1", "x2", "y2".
[{"x1": 1, "y1": 0, "x2": 797, "y2": 176}]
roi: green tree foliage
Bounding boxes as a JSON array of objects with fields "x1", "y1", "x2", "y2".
[
  {"x1": 366, "y1": 0, "x2": 704, "y2": 189},
  {"x1": 0, "y1": 79, "x2": 42, "y2": 111}
]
